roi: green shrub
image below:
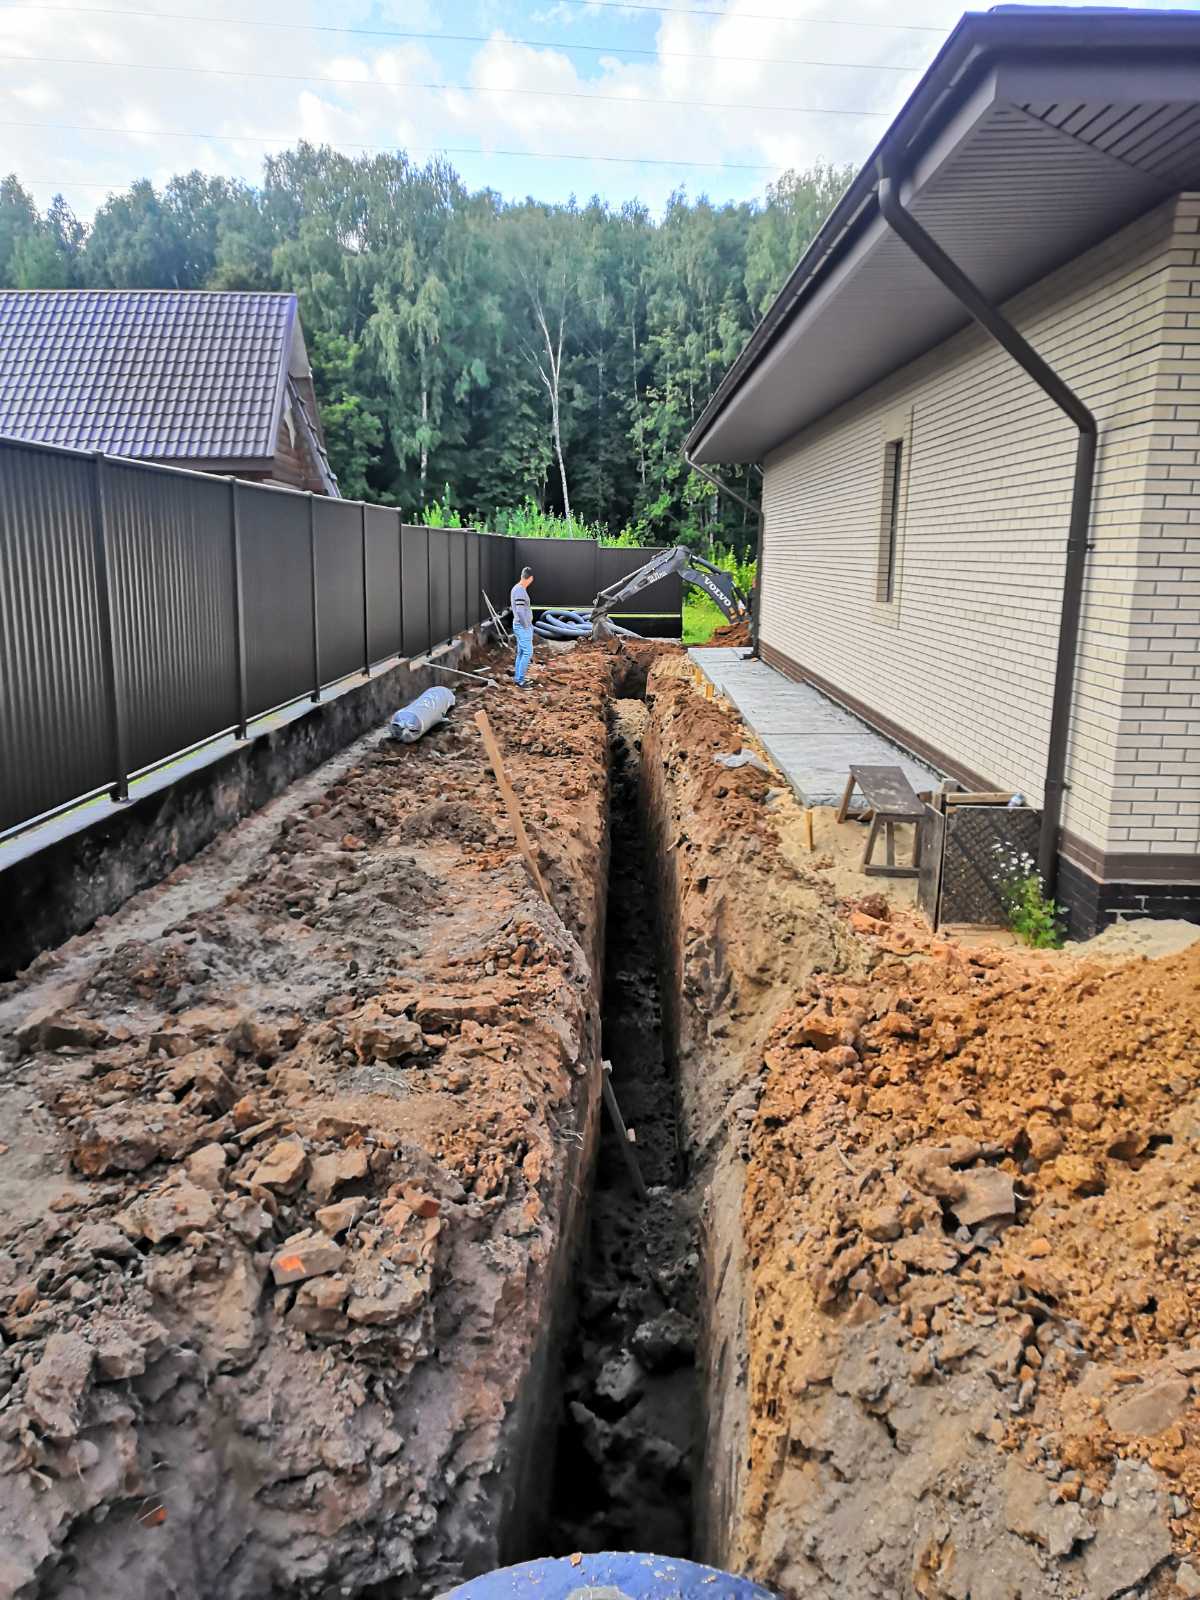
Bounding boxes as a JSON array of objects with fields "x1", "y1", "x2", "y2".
[
  {"x1": 993, "y1": 845, "x2": 1064, "y2": 948},
  {"x1": 489, "y1": 499, "x2": 647, "y2": 547},
  {"x1": 417, "y1": 487, "x2": 464, "y2": 528}
]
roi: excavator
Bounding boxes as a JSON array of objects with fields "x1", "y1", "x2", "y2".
[{"x1": 529, "y1": 546, "x2": 751, "y2": 642}]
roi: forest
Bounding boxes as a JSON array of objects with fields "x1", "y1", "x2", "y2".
[{"x1": 0, "y1": 151, "x2": 850, "y2": 554}]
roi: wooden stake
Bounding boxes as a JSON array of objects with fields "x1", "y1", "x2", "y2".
[
  {"x1": 804, "y1": 807, "x2": 815, "y2": 852},
  {"x1": 601, "y1": 1060, "x2": 649, "y2": 1201},
  {"x1": 474, "y1": 710, "x2": 552, "y2": 904}
]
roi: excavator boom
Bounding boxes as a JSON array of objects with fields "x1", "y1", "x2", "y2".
[{"x1": 589, "y1": 546, "x2": 748, "y2": 638}]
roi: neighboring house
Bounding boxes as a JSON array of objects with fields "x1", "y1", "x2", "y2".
[
  {"x1": 687, "y1": 6, "x2": 1200, "y2": 936},
  {"x1": 0, "y1": 289, "x2": 338, "y2": 495}
]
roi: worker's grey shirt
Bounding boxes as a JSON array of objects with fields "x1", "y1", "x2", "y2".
[{"x1": 510, "y1": 583, "x2": 533, "y2": 629}]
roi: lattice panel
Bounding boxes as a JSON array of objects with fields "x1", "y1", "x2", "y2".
[{"x1": 938, "y1": 805, "x2": 1043, "y2": 927}]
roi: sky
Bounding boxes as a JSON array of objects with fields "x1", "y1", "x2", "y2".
[{"x1": 2, "y1": 0, "x2": 1199, "y2": 220}]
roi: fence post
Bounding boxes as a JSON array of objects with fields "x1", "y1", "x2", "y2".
[
  {"x1": 360, "y1": 501, "x2": 370, "y2": 675},
  {"x1": 229, "y1": 477, "x2": 248, "y2": 738},
  {"x1": 89, "y1": 452, "x2": 130, "y2": 802},
  {"x1": 401, "y1": 515, "x2": 412, "y2": 659},
  {"x1": 425, "y1": 525, "x2": 433, "y2": 658},
  {"x1": 308, "y1": 492, "x2": 321, "y2": 702}
]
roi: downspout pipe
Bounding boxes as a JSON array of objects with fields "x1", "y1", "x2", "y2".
[
  {"x1": 683, "y1": 451, "x2": 766, "y2": 657},
  {"x1": 875, "y1": 168, "x2": 1098, "y2": 898}
]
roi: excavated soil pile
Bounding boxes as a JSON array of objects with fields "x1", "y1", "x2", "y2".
[
  {"x1": 741, "y1": 910, "x2": 1200, "y2": 1598},
  {"x1": 0, "y1": 650, "x2": 616, "y2": 1599},
  {"x1": 706, "y1": 619, "x2": 751, "y2": 648},
  {"x1": 637, "y1": 658, "x2": 1200, "y2": 1600}
]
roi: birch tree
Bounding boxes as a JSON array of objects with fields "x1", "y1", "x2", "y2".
[{"x1": 502, "y1": 204, "x2": 579, "y2": 524}]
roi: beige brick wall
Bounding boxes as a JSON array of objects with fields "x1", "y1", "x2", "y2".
[{"x1": 760, "y1": 193, "x2": 1200, "y2": 862}]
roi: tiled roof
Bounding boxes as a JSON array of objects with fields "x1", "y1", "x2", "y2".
[{"x1": 0, "y1": 289, "x2": 297, "y2": 462}]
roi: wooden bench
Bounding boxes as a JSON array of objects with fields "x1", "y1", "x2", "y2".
[{"x1": 837, "y1": 764, "x2": 925, "y2": 878}]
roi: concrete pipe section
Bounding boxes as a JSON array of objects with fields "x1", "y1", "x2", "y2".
[{"x1": 438, "y1": 1554, "x2": 778, "y2": 1600}]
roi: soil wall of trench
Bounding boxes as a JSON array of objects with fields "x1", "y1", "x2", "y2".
[{"x1": 0, "y1": 647, "x2": 630, "y2": 1600}]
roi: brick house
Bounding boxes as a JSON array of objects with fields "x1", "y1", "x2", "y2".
[
  {"x1": 687, "y1": 7, "x2": 1200, "y2": 936},
  {"x1": 0, "y1": 289, "x2": 338, "y2": 495}
]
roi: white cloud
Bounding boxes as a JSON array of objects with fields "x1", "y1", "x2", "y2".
[
  {"x1": 2, "y1": 0, "x2": 1197, "y2": 220},
  {"x1": 11, "y1": 79, "x2": 60, "y2": 108}
]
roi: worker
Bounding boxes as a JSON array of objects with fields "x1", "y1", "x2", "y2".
[{"x1": 510, "y1": 565, "x2": 535, "y2": 687}]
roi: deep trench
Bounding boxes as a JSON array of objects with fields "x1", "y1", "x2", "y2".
[{"x1": 542, "y1": 699, "x2": 701, "y2": 1559}]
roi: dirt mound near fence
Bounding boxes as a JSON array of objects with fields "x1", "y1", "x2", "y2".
[{"x1": 0, "y1": 649, "x2": 616, "y2": 1600}]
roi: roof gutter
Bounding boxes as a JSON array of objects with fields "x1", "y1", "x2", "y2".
[
  {"x1": 686, "y1": 10, "x2": 1200, "y2": 463},
  {"x1": 875, "y1": 163, "x2": 1097, "y2": 901}
]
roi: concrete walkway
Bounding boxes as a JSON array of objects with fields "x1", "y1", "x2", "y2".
[{"x1": 689, "y1": 647, "x2": 940, "y2": 807}]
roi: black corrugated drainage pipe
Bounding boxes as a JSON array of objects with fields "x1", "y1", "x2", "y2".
[
  {"x1": 683, "y1": 452, "x2": 766, "y2": 657},
  {"x1": 875, "y1": 168, "x2": 1097, "y2": 898}
]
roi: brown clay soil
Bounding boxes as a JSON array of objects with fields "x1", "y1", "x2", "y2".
[
  {"x1": 0, "y1": 644, "x2": 645, "y2": 1599},
  {"x1": 643, "y1": 654, "x2": 1200, "y2": 1600},
  {"x1": 706, "y1": 619, "x2": 751, "y2": 648},
  {"x1": 741, "y1": 909, "x2": 1200, "y2": 1595}
]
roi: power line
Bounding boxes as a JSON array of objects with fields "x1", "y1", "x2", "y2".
[
  {"x1": 17, "y1": 177, "x2": 171, "y2": 188},
  {"x1": 492, "y1": 0, "x2": 948, "y2": 28},
  {"x1": 0, "y1": 53, "x2": 897, "y2": 114},
  {"x1": 0, "y1": 5, "x2": 930, "y2": 73},
  {"x1": 2, "y1": 120, "x2": 786, "y2": 172}
]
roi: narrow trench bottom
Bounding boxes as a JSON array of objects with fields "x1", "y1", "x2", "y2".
[{"x1": 543, "y1": 700, "x2": 700, "y2": 1558}]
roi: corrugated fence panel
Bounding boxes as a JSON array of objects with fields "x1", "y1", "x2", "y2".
[
  {"x1": 428, "y1": 526, "x2": 452, "y2": 648},
  {"x1": 240, "y1": 482, "x2": 314, "y2": 717},
  {"x1": 3, "y1": 435, "x2": 690, "y2": 842},
  {"x1": 467, "y1": 532, "x2": 482, "y2": 630},
  {"x1": 481, "y1": 534, "x2": 511, "y2": 617},
  {"x1": 598, "y1": 546, "x2": 683, "y2": 617},
  {"x1": 498, "y1": 536, "x2": 516, "y2": 603},
  {"x1": 106, "y1": 461, "x2": 236, "y2": 772},
  {"x1": 316, "y1": 497, "x2": 365, "y2": 684},
  {"x1": 0, "y1": 442, "x2": 112, "y2": 830},
  {"x1": 480, "y1": 534, "x2": 497, "y2": 616},
  {"x1": 401, "y1": 524, "x2": 431, "y2": 657},
  {"x1": 365, "y1": 504, "x2": 402, "y2": 665},
  {"x1": 449, "y1": 529, "x2": 468, "y2": 636},
  {"x1": 515, "y1": 536, "x2": 599, "y2": 608}
]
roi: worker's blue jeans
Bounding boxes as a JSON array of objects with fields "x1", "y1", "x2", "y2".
[{"x1": 514, "y1": 623, "x2": 534, "y2": 686}]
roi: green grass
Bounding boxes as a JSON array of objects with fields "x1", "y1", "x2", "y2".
[{"x1": 683, "y1": 593, "x2": 728, "y2": 645}]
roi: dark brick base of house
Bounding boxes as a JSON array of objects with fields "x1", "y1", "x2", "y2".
[{"x1": 1058, "y1": 854, "x2": 1200, "y2": 941}]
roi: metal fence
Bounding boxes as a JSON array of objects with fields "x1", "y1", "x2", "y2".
[{"x1": 0, "y1": 435, "x2": 680, "y2": 841}]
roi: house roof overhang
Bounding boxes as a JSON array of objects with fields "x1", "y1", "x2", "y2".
[{"x1": 687, "y1": 6, "x2": 1200, "y2": 465}]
